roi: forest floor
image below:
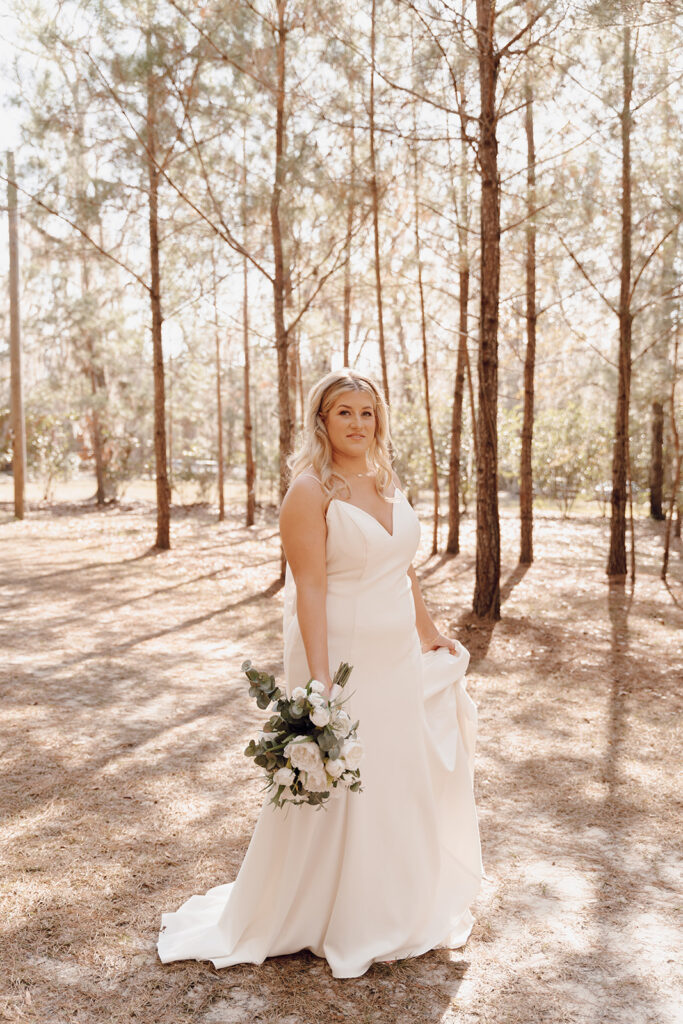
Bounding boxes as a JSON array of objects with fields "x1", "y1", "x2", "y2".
[{"x1": 1, "y1": 492, "x2": 681, "y2": 1024}]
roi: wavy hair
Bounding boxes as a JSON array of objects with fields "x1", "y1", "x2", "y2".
[{"x1": 288, "y1": 369, "x2": 395, "y2": 502}]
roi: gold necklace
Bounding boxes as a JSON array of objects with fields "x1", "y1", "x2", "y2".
[{"x1": 335, "y1": 467, "x2": 373, "y2": 480}]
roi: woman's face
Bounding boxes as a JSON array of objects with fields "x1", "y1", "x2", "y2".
[{"x1": 323, "y1": 389, "x2": 377, "y2": 460}]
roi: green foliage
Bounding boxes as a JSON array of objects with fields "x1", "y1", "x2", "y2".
[{"x1": 532, "y1": 403, "x2": 612, "y2": 515}]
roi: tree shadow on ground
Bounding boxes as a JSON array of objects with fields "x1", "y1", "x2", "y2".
[{"x1": 1, "y1": 505, "x2": 680, "y2": 1024}]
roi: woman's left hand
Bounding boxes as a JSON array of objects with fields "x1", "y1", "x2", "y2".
[{"x1": 420, "y1": 631, "x2": 459, "y2": 656}]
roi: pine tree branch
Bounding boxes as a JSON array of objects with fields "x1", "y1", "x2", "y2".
[
  {"x1": 0, "y1": 172, "x2": 149, "y2": 292},
  {"x1": 556, "y1": 233, "x2": 618, "y2": 314},
  {"x1": 629, "y1": 217, "x2": 683, "y2": 303},
  {"x1": 163, "y1": 0, "x2": 276, "y2": 94}
]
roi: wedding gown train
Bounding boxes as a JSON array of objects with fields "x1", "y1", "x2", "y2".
[{"x1": 157, "y1": 487, "x2": 482, "y2": 978}]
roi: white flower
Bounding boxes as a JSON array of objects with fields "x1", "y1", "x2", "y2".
[
  {"x1": 291, "y1": 686, "x2": 308, "y2": 702},
  {"x1": 309, "y1": 679, "x2": 325, "y2": 694},
  {"x1": 340, "y1": 737, "x2": 364, "y2": 771},
  {"x1": 308, "y1": 693, "x2": 326, "y2": 707},
  {"x1": 303, "y1": 766, "x2": 329, "y2": 793},
  {"x1": 273, "y1": 766, "x2": 295, "y2": 787},
  {"x1": 286, "y1": 738, "x2": 323, "y2": 773},
  {"x1": 330, "y1": 709, "x2": 352, "y2": 737},
  {"x1": 258, "y1": 730, "x2": 271, "y2": 743},
  {"x1": 330, "y1": 683, "x2": 343, "y2": 700},
  {"x1": 310, "y1": 706, "x2": 331, "y2": 727},
  {"x1": 325, "y1": 757, "x2": 345, "y2": 779}
]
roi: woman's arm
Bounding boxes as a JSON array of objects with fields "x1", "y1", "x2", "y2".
[
  {"x1": 392, "y1": 470, "x2": 458, "y2": 655},
  {"x1": 279, "y1": 475, "x2": 333, "y2": 692}
]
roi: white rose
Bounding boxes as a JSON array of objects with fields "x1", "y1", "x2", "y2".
[
  {"x1": 304, "y1": 766, "x2": 329, "y2": 793},
  {"x1": 291, "y1": 686, "x2": 308, "y2": 702},
  {"x1": 287, "y1": 738, "x2": 323, "y2": 773},
  {"x1": 308, "y1": 693, "x2": 326, "y2": 707},
  {"x1": 309, "y1": 679, "x2": 325, "y2": 694},
  {"x1": 325, "y1": 757, "x2": 345, "y2": 779},
  {"x1": 273, "y1": 766, "x2": 295, "y2": 787},
  {"x1": 310, "y1": 706, "x2": 331, "y2": 727},
  {"x1": 340, "y1": 738, "x2": 364, "y2": 771},
  {"x1": 331, "y1": 710, "x2": 352, "y2": 737}
]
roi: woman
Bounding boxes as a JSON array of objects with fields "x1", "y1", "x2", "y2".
[{"x1": 157, "y1": 368, "x2": 482, "y2": 979}]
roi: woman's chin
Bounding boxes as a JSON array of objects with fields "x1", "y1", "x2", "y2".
[{"x1": 332, "y1": 439, "x2": 370, "y2": 457}]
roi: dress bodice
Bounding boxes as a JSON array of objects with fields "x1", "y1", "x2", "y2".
[{"x1": 283, "y1": 488, "x2": 421, "y2": 640}]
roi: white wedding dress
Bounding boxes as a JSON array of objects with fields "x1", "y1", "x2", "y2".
[{"x1": 157, "y1": 487, "x2": 482, "y2": 978}]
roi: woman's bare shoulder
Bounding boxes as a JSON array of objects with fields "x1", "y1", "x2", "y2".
[{"x1": 280, "y1": 472, "x2": 327, "y2": 519}]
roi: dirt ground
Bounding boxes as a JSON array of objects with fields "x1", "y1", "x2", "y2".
[{"x1": 1, "y1": 493, "x2": 681, "y2": 1024}]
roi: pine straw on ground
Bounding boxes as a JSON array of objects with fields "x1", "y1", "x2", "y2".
[{"x1": 0, "y1": 497, "x2": 681, "y2": 1024}]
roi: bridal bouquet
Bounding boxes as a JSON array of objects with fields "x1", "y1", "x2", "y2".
[{"x1": 242, "y1": 660, "x2": 363, "y2": 809}]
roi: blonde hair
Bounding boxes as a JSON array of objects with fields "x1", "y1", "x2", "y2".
[{"x1": 288, "y1": 368, "x2": 394, "y2": 501}]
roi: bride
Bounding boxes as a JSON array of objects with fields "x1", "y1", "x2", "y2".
[{"x1": 157, "y1": 368, "x2": 482, "y2": 979}]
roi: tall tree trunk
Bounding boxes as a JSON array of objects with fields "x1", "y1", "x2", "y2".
[
  {"x1": 74, "y1": 103, "x2": 106, "y2": 507},
  {"x1": 212, "y1": 249, "x2": 225, "y2": 521},
  {"x1": 413, "y1": 136, "x2": 439, "y2": 555},
  {"x1": 446, "y1": 84, "x2": 470, "y2": 556},
  {"x1": 520, "y1": 75, "x2": 537, "y2": 564},
  {"x1": 79, "y1": 255, "x2": 106, "y2": 505},
  {"x1": 649, "y1": 400, "x2": 664, "y2": 520},
  {"x1": 7, "y1": 151, "x2": 26, "y2": 520},
  {"x1": 271, "y1": 0, "x2": 292, "y2": 509},
  {"x1": 343, "y1": 122, "x2": 355, "y2": 367},
  {"x1": 288, "y1": 321, "x2": 299, "y2": 436},
  {"x1": 243, "y1": 250, "x2": 256, "y2": 526},
  {"x1": 473, "y1": 0, "x2": 501, "y2": 619},
  {"x1": 167, "y1": 354, "x2": 174, "y2": 491},
  {"x1": 447, "y1": 269, "x2": 469, "y2": 555},
  {"x1": 146, "y1": 53, "x2": 171, "y2": 550},
  {"x1": 662, "y1": 313, "x2": 681, "y2": 579},
  {"x1": 241, "y1": 132, "x2": 256, "y2": 527},
  {"x1": 369, "y1": 0, "x2": 389, "y2": 404},
  {"x1": 607, "y1": 24, "x2": 634, "y2": 577}
]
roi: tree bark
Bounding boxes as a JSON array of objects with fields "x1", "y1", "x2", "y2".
[
  {"x1": 146, "y1": 53, "x2": 171, "y2": 550},
  {"x1": 446, "y1": 82, "x2": 471, "y2": 556},
  {"x1": 271, "y1": 0, "x2": 292, "y2": 520},
  {"x1": 79, "y1": 254, "x2": 106, "y2": 505},
  {"x1": 369, "y1": 0, "x2": 389, "y2": 404},
  {"x1": 74, "y1": 103, "x2": 107, "y2": 506},
  {"x1": 662, "y1": 325, "x2": 680, "y2": 580},
  {"x1": 473, "y1": 0, "x2": 501, "y2": 619},
  {"x1": 167, "y1": 354, "x2": 174, "y2": 491},
  {"x1": 212, "y1": 249, "x2": 225, "y2": 521},
  {"x1": 520, "y1": 75, "x2": 537, "y2": 564},
  {"x1": 447, "y1": 269, "x2": 469, "y2": 554},
  {"x1": 343, "y1": 123, "x2": 355, "y2": 367},
  {"x1": 7, "y1": 151, "x2": 26, "y2": 520},
  {"x1": 649, "y1": 400, "x2": 664, "y2": 520},
  {"x1": 413, "y1": 137, "x2": 439, "y2": 555},
  {"x1": 607, "y1": 24, "x2": 634, "y2": 577},
  {"x1": 241, "y1": 132, "x2": 256, "y2": 527}
]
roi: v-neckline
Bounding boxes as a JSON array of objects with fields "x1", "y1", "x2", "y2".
[{"x1": 329, "y1": 489, "x2": 401, "y2": 539}]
